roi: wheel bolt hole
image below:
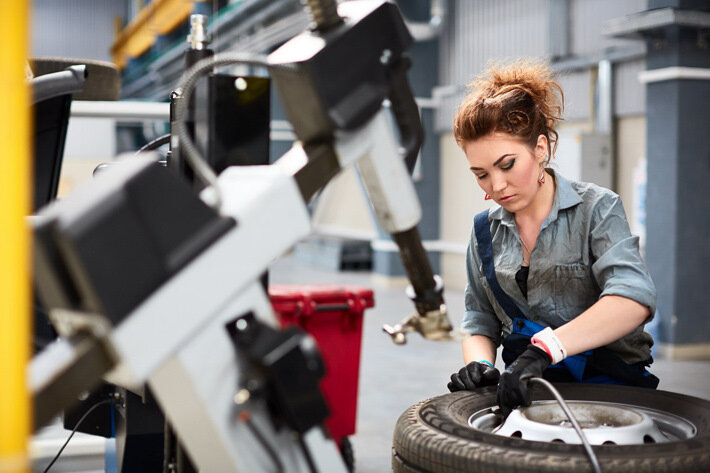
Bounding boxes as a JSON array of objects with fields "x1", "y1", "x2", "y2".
[
  {"x1": 602, "y1": 441, "x2": 616, "y2": 445},
  {"x1": 511, "y1": 431, "x2": 522, "y2": 438},
  {"x1": 643, "y1": 435, "x2": 656, "y2": 444},
  {"x1": 551, "y1": 439, "x2": 565, "y2": 443}
]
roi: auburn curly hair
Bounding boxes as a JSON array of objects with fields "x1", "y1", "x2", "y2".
[{"x1": 453, "y1": 60, "x2": 564, "y2": 163}]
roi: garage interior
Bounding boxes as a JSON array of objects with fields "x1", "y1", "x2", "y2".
[{"x1": 2, "y1": 0, "x2": 709, "y2": 472}]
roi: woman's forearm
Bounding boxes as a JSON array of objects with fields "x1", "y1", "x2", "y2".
[
  {"x1": 462, "y1": 334, "x2": 497, "y2": 365},
  {"x1": 554, "y1": 295, "x2": 650, "y2": 357}
]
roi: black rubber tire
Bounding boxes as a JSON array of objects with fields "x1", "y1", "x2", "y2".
[{"x1": 393, "y1": 384, "x2": 710, "y2": 473}]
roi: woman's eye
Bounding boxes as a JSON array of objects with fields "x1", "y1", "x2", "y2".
[
  {"x1": 475, "y1": 173, "x2": 487, "y2": 180},
  {"x1": 501, "y1": 159, "x2": 515, "y2": 170}
]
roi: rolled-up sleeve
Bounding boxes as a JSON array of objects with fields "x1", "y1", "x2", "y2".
[
  {"x1": 461, "y1": 238, "x2": 503, "y2": 345},
  {"x1": 590, "y1": 194, "x2": 656, "y2": 316}
]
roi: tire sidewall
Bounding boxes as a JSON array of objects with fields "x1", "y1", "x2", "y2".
[{"x1": 393, "y1": 384, "x2": 710, "y2": 473}]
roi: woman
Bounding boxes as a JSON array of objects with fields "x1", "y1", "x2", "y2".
[{"x1": 447, "y1": 61, "x2": 658, "y2": 417}]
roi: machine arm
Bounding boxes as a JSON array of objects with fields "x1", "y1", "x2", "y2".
[
  {"x1": 269, "y1": 0, "x2": 463, "y2": 343},
  {"x1": 387, "y1": 55, "x2": 424, "y2": 176},
  {"x1": 28, "y1": 3, "x2": 463, "y2": 472}
]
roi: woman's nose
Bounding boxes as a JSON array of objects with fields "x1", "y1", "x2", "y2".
[{"x1": 490, "y1": 173, "x2": 506, "y2": 193}]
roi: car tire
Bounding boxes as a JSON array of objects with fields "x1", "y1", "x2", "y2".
[{"x1": 393, "y1": 384, "x2": 710, "y2": 473}]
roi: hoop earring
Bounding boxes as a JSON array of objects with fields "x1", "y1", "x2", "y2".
[{"x1": 484, "y1": 193, "x2": 492, "y2": 200}]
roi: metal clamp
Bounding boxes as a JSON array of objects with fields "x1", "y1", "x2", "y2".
[{"x1": 382, "y1": 304, "x2": 468, "y2": 344}]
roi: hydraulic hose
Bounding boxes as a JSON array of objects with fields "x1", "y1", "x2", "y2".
[
  {"x1": 135, "y1": 133, "x2": 170, "y2": 155},
  {"x1": 173, "y1": 52, "x2": 270, "y2": 209},
  {"x1": 529, "y1": 377, "x2": 602, "y2": 473}
]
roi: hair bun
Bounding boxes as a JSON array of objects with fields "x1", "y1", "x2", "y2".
[{"x1": 454, "y1": 59, "x2": 564, "y2": 160}]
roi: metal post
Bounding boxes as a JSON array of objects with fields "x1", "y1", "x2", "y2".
[
  {"x1": 595, "y1": 59, "x2": 613, "y2": 135},
  {"x1": 0, "y1": 0, "x2": 31, "y2": 472}
]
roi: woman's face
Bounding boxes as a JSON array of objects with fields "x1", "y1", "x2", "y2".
[{"x1": 463, "y1": 132, "x2": 547, "y2": 213}]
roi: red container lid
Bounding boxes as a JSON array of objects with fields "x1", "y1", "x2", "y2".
[{"x1": 269, "y1": 285, "x2": 374, "y2": 317}]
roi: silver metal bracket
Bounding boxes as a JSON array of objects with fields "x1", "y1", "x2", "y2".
[{"x1": 382, "y1": 304, "x2": 468, "y2": 344}]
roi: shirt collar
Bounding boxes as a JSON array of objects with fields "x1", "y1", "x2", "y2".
[
  {"x1": 488, "y1": 169, "x2": 583, "y2": 228},
  {"x1": 553, "y1": 170, "x2": 584, "y2": 210}
]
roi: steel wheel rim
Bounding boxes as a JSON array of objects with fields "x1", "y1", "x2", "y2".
[{"x1": 468, "y1": 400, "x2": 697, "y2": 445}]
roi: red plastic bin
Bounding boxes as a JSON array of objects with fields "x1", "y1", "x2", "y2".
[{"x1": 269, "y1": 285, "x2": 373, "y2": 444}]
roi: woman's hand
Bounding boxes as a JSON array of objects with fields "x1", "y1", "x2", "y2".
[
  {"x1": 496, "y1": 345, "x2": 551, "y2": 416},
  {"x1": 448, "y1": 361, "x2": 500, "y2": 392}
]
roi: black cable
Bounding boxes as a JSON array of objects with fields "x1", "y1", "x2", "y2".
[
  {"x1": 135, "y1": 133, "x2": 171, "y2": 155},
  {"x1": 529, "y1": 377, "x2": 603, "y2": 473},
  {"x1": 42, "y1": 399, "x2": 115, "y2": 473},
  {"x1": 297, "y1": 433, "x2": 319, "y2": 473},
  {"x1": 238, "y1": 411, "x2": 284, "y2": 473}
]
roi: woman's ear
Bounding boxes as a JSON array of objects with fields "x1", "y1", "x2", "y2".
[{"x1": 535, "y1": 134, "x2": 549, "y2": 164}]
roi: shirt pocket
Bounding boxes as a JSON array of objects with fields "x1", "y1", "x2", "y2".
[{"x1": 553, "y1": 263, "x2": 597, "y2": 322}]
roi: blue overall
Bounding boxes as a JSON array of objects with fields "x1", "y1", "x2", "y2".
[{"x1": 474, "y1": 210, "x2": 658, "y2": 388}]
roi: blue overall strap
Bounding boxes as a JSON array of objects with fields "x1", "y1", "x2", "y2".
[
  {"x1": 473, "y1": 210, "x2": 526, "y2": 320},
  {"x1": 508, "y1": 317, "x2": 589, "y2": 381}
]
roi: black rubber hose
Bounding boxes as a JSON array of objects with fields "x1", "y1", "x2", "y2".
[
  {"x1": 135, "y1": 133, "x2": 171, "y2": 155},
  {"x1": 529, "y1": 377, "x2": 603, "y2": 473},
  {"x1": 173, "y1": 52, "x2": 270, "y2": 209}
]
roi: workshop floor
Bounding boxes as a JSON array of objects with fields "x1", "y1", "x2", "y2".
[{"x1": 32, "y1": 254, "x2": 710, "y2": 473}]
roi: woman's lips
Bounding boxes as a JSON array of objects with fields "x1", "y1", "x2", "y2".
[{"x1": 499, "y1": 194, "x2": 515, "y2": 202}]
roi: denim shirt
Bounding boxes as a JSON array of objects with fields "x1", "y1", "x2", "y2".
[{"x1": 462, "y1": 170, "x2": 656, "y2": 364}]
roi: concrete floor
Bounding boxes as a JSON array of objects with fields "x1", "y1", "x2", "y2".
[{"x1": 32, "y1": 254, "x2": 710, "y2": 472}]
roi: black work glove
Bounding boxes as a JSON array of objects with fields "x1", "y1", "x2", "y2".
[
  {"x1": 496, "y1": 345, "x2": 551, "y2": 417},
  {"x1": 447, "y1": 361, "x2": 500, "y2": 392}
]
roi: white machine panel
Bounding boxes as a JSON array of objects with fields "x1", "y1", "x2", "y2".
[
  {"x1": 106, "y1": 166, "x2": 311, "y2": 388},
  {"x1": 148, "y1": 283, "x2": 344, "y2": 473},
  {"x1": 336, "y1": 109, "x2": 422, "y2": 233}
]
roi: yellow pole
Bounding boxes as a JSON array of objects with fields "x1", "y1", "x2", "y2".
[{"x1": 0, "y1": 0, "x2": 31, "y2": 472}]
